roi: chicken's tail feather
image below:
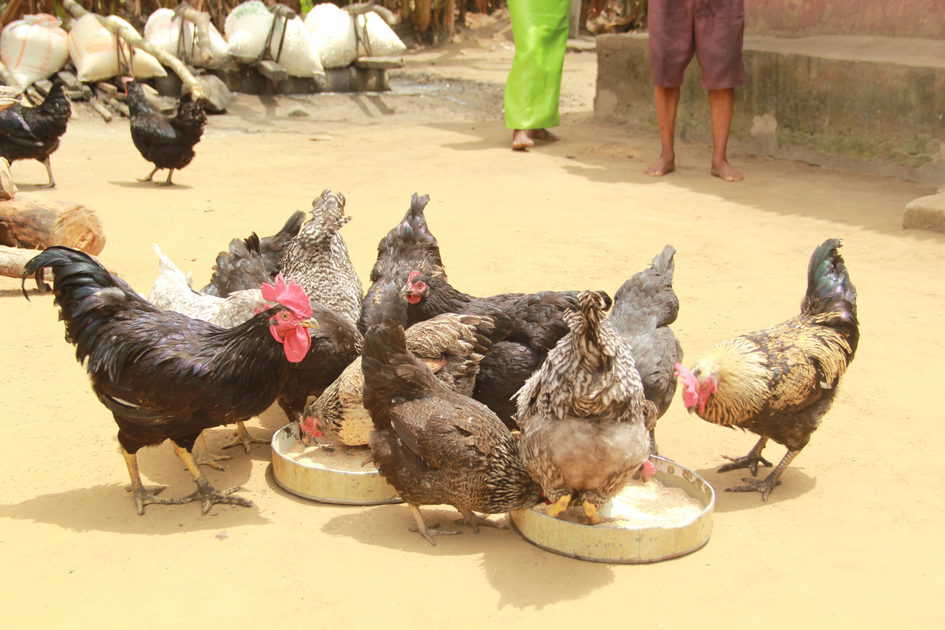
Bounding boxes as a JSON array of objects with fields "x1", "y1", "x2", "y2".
[
  {"x1": 22, "y1": 246, "x2": 149, "y2": 363},
  {"x1": 802, "y1": 239, "x2": 857, "y2": 319},
  {"x1": 277, "y1": 210, "x2": 305, "y2": 241},
  {"x1": 650, "y1": 244, "x2": 676, "y2": 276}
]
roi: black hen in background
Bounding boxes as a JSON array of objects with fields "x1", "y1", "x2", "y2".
[
  {"x1": 0, "y1": 80, "x2": 71, "y2": 188},
  {"x1": 607, "y1": 245, "x2": 683, "y2": 454},
  {"x1": 202, "y1": 211, "x2": 305, "y2": 297},
  {"x1": 22, "y1": 246, "x2": 318, "y2": 515},
  {"x1": 126, "y1": 81, "x2": 206, "y2": 186}
]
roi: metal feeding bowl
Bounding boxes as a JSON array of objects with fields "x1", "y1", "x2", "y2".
[
  {"x1": 510, "y1": 455, "x2": 715, "y2": 564},
  {"x1": 270, "y1": 423, "x2": 403, "y2": 505}
]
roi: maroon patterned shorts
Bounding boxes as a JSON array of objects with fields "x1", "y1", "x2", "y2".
[{"x1": 648, "y1": 0, "x2": 745, "y2": 89}]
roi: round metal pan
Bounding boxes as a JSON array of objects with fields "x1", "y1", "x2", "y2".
[
  {"x1": 510, "y1": 455, "x2": 715, "y2": 564},
  {"x1": 270, "y1": 423, "x2": 402, "y2": 506}
]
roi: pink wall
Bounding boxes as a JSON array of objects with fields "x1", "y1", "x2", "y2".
[{"x1": 746, "y1": 0, "x2": 945, "y2": 39}]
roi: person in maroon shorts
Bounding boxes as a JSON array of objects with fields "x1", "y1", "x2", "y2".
[{"x1": 646, "y1": 0, "x2": 745, "y2": 181}]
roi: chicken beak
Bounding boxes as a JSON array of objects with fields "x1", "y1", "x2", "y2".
[{"x1": 299, "y1": 319, "x2": 319, "y2": 330}]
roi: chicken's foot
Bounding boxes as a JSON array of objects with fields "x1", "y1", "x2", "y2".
[
  {"x1": 454, "y1": 508, "x2": 506, "y2": 533},
  {"x1": 121, "y1": 447, "x2": 173, "y2": 516},
  {"x1": 160, "y1": 169, "x2": 175, "y2": 186},
  {"x1": 582, "y1": 501, "x2": 604, "y2": 525},
  {"x1": 41, "y1": 157, "x2": 56, "y2": 189},
  {"x1": 718, "y1": 436, "x2": 773, "y2": 476},
  {"x1": 726, "y1": 448, "x2": 800, "y2": 501},
  {"x1": 138, "y1": 167, "x2": 159, "y2": 183},
  {"x1": 193, "y1": 433, "x2": 232, "y2": 471},
  {"x1": 545, "y1": 493, "x2": 572, "y2": 519},
  {"x1": 220, "y1": 422, "x2": 269, "y2": 453},
  {"x1": 408, "y1": 504, "x2": 460, "y2": 546},
  {"x1": 171, "y1": 444, "x2": 252, "y2": 514}
]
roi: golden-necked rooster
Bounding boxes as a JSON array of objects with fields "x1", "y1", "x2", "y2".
[{"x1": 675, "y1": 239, "x2": 859, "y2": 500}]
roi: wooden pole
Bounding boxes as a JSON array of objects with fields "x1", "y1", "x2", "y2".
[{"x1": 62, "y1": 0, "x2": 206, "y2": 101}]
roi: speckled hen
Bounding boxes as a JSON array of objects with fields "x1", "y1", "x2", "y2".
[{"x1": 515, "y1": 291, "x2": 655, "y2": 525}]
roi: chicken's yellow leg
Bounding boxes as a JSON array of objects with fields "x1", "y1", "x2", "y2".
[
  {"x1": 166, "y1": 444, "x2": 253, "y2": 515},
  {"x1": 121, "y1": 447, "x2": 170, "y2": 516},
  {"x1": 408, "y1": 504, "x2": 460, "y2": 546},
  {"x1": 193, "y1": 433, "x2": 232, "y2": 471},
  {"x1": 582, "y1": 501, "x2": 603, "y2": 525},
  {"x1": 545, "y1": 494, "x2": 572, "y2": 518},
  {"x1": 220, "y1": 422, "x2": 269, "y2": 453}
]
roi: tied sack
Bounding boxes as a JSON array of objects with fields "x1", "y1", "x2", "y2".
[
  {"x1": 304, "y1": 3, "x2": 355, "y2": 70},
  {"x1": 0, "y1": 14, "x2": 69, "y2": 88},
  {"x1": 354, "y1": 12, "x2": 406, "y2": 58},
  {"x1": 225, "y1": 1, "x2": 325, "y2": 79},
  {"x1": 68, "y1": 14, "x2": 166, "y2": 83},
  {"x1": 144, "y1": 8, "x2": 230, "y2": 69}
]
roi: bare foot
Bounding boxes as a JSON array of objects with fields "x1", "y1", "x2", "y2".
[
  {"x1": 512, "y1": 129, "x2": 534, "y2": 151},
  {"x1": 645, "y1": 155, "x2": 675, "y2": 177},
  {"x1": 711, "y1": 160, "x2": 744, "y2": 182},
  {"x1": 528, "y1": 128, "x2": 559, "y2": 143}
]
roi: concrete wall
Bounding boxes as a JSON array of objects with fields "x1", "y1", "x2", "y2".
[
  {"x1": 594, "y1": 34, "x2": 945, "y2": 185},
  {"x1": 747, "y1": 0, "x2": 945, "y2": 40}
]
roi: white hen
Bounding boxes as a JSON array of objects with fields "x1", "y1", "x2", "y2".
[{"x1": 148, "y1": 244, "x2": 263, "y2": 328}]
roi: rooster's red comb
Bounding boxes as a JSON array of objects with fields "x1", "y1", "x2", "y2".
[{"x1": 261, "y1": 274, "x2": 312, "y2": 319}]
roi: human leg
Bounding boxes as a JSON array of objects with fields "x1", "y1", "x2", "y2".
[{"x1": 708, "y1": 88, "x2": 743, "y2": 181}]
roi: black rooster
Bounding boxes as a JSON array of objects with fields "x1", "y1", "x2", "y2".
[
  {"x1": 125, "y1": 81, "x2": 206, "y2": 186},
  {"x1": 0, "y1": 81, "x2": 71, "y2": 188},
  {"x1": 23, "y1": 247, "x2": 318, "y2": 515}
]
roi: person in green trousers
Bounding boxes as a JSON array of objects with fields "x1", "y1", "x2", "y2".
[{"x1": 504, "y1": 0, "x2": 571, "y2": 151}]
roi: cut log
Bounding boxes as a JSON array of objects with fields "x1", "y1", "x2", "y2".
[
  {"x1": 90, "y1": 97, "x2": 114, "y2": 122},
  {"x1": 256, "y1": 60, "x2": 288, "y2": 84},
  {"x1": 0, "y1": 244, "x2": 37, "y2": 279},
  {"x1": 0, "y1": 195, "x2": 105, "y2": 255},
  {"x1": 1, "y1": 158, "x2": 16, "y2": 201},
  {"x1": 56, "y1": 70, "x2": 82, "y2": 90}
]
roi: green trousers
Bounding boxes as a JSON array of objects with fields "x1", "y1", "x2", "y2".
[{"x1": 504, "y1": 0, "x2": 570, "y2": 130}]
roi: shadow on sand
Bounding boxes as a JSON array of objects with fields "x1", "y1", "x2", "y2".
[{"x1": 319, "y1": 502, "x2": 616, "y2": 608}]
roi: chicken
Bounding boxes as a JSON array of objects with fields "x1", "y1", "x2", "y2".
[
  {"x1": 23, "y1": 247, "x2": 319, "y2": 515},
  {"x1": 0, "y1": 80, "x2": 71, "y2": 188},
  {"x1": 125, "y1": 80, "x2": 206, "y2": 186},
  {"x1": 360, "y1": 192, "x2": 575, "y2": 426},
  {"x1": 202, "y1": 211, "x2": 305, "y2": 297},
  {"x1": 302, "y1": 306, "x2": 495, "y2": 449},
  {"x1": 607, "y1": 245, "x2": 683, "y2": 454},
  {"x1": 675, "y1": 239, "x2": 859, "y2": 500},
  {"x1": 148, "y1": 244, "x2": 261, "y2": 328},
  {"x1": 281, "y1": 189, "x2": 363, "y2": 327},
  {"x1": 515, "y1": 291, "x2": 656, "y2": 525},
  {"x1": 362, "y1": 320, "x2": 542, "y2": 545},
  {"x1": 147, "y1": 244, "x2": 269, "y2": 467},
  {"x1": 359, "y1": 193, "x2": 444, "y2": 332}
]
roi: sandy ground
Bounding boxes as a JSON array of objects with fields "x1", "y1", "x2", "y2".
[{"x1": 2, "y1": 18, "x2": 944, "y2": 630}]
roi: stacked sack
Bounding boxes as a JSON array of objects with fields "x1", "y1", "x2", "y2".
[
  {"x1": 225, "y1": 0, "x2": 325, "y2": 80},
  {"x1": 145, "y1": 8, "x2": 230, "y2": 69},
  {"x1": 303, "y1": 4, "x2": 406, "y2": 69},
  {"x1": 0, "y1": 14, "x2": 69, "y2": 88},
  {"x1": 68, "y1": 13, "x2": 166, "y2": 83}
]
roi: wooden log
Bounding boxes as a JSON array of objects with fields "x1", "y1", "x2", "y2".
[
  {"x1": 90, "y1": 97, "x2": 114, "y2": 122},
  {"x1": 255, "y1": 60, "x2": 288, "y2": 84},
  {"x1": 0, "y1": 196, "x2": 106, "y2": 255},
  {"x1": 1, "y1": 158, "x2": 16, "y2": 201},
  {"x1": 0, "y1": 244, "x2": 37, "y2": 279},
  {"x1": 56, "y1": 70, "x2": 82, "y2": 90},
  {"x1": 354, "y1": 56, "x2": 404, "y2": 70}
]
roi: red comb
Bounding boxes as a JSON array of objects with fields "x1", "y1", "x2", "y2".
[
  {"x1": 261, "y1": 274, "x2": 313, "y2": 319},
  {"x1": 407, "y1": 270, "x2": 420, "y2": 283}
]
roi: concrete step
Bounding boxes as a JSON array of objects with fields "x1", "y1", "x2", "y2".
[{"x1": 595, "y1": 33, "x2": 945, "y2": 186}]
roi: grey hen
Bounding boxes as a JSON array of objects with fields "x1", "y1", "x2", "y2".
[
  {"x1": 607, "y1": 245, "x2": 683, "y2": 454},
  {"x1": 281, "y1": 189, "x2": 362, "y2": 327}
]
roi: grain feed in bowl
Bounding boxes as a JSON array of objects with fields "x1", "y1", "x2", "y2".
[{"x1": 511, "y1": 455, "x2": 714, "y2": 563}]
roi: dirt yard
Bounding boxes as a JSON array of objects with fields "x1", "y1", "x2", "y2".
[{"x1": 2, "y1": 17, "x2": 942, "y2": 629}]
